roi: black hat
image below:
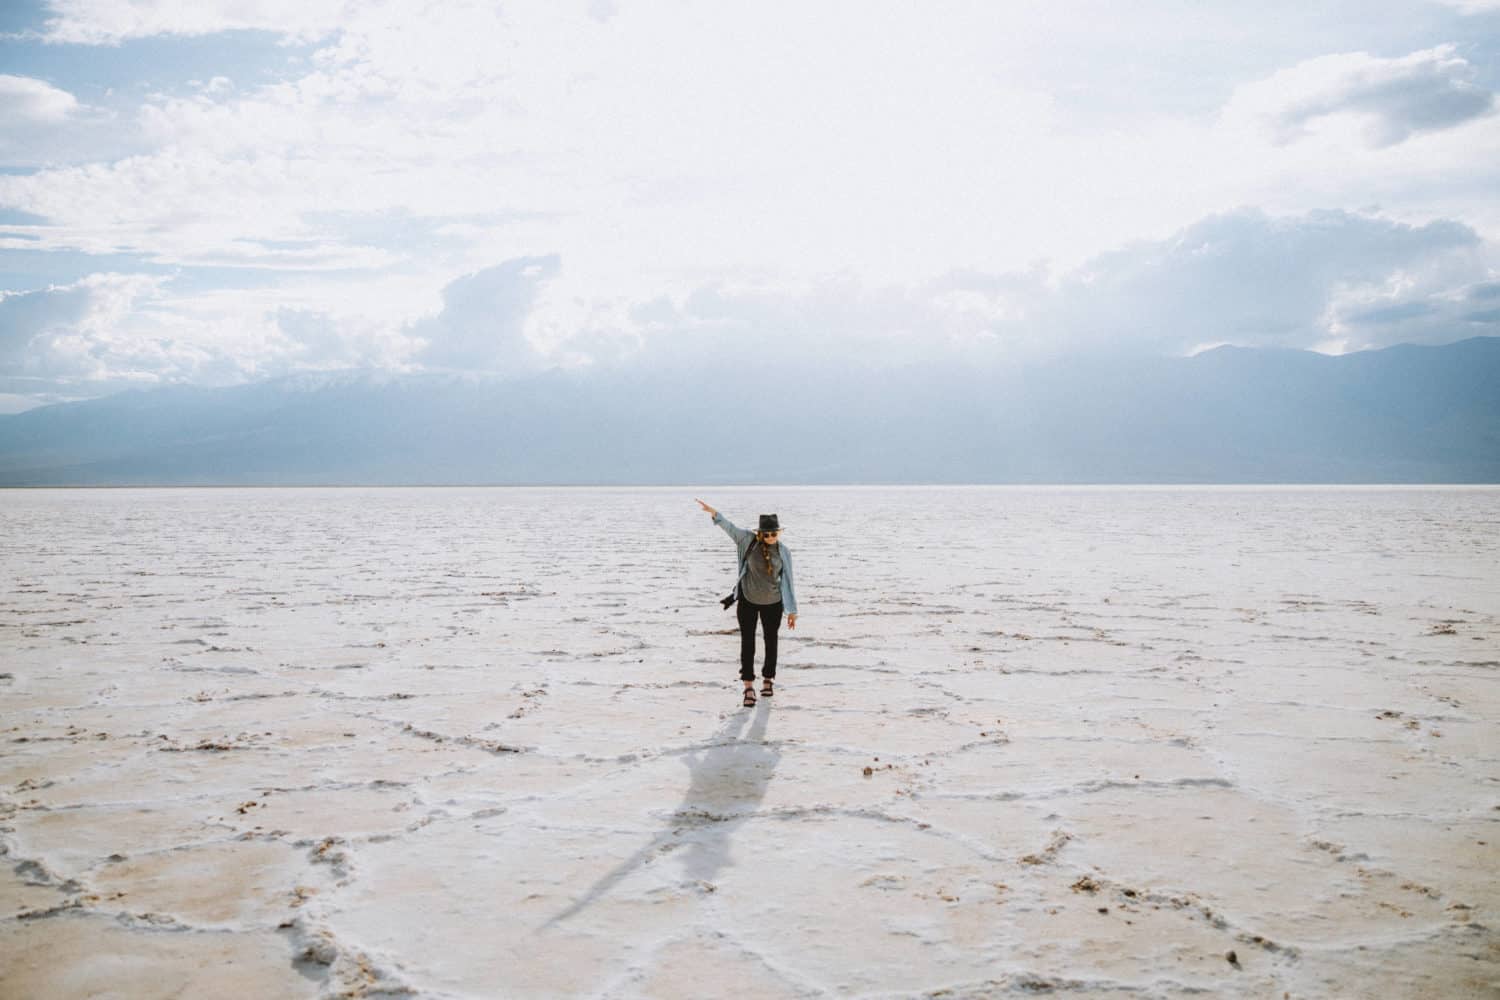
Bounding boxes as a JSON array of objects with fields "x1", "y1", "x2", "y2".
[{"x1": 758, "y1": 514, "x2": 781, "y2": 533}]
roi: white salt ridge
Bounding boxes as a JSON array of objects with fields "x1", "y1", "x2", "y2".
[{"x1": 1, "y1": 485, "x2": 1497, "y2": 998}]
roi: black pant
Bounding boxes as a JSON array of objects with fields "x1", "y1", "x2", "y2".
[{"x1": 736, "y1": 598, "x2": 784, "y2": 681}]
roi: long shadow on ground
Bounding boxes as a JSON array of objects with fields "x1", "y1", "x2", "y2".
[{"x1": 541, "y1": 701, "x2": 781, "y2": 927}]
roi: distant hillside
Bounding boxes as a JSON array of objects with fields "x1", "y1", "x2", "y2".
[{"x1": 0, "y1": 337, "x2": 1496, "y2": 484}]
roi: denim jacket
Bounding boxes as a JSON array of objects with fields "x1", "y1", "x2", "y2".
[{"x1": 712, "y1": 512, "x2": 798, "y2": 614}]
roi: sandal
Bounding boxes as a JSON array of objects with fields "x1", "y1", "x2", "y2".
[
  {"x1": 761, "y1": 679, "x2": 774, "y2": 697},
  {"x1": 742, "y1": 687, "x2": 756, "y2": 707}
]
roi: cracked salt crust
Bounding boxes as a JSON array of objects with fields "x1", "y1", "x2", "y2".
[{"x1": 2, "y1": 485, "x2": 1498, "y2": 999}]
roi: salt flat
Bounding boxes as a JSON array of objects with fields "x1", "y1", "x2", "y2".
[{"x1": 1, "y1": 485, "x2": 1497, "y2": 999}]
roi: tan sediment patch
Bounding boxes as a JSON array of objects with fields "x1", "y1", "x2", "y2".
[
  {"x1": 86, "y1": 839, "x2": 314, "y2": 926},
  {"x1": 0, "y1": 914, "x2": 317, "y2": 999},
  {"x1": 6, "y1": 801, "x2": 225, "y2": 875}
]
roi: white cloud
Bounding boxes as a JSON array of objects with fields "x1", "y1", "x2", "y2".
[
  {"x1": 1223, "y1": 45, "x2": 1495, "y2": 148},
  {"x1": 7, "y1": 6, "x2": 1499, "y2": 287},
  {"x1": 1, "y1": 1, "x2": 1497, "y2": 401},
  {"x1": 1041, "y1": 208, "x2": 1491, "y2": 355},
  {"x1": 547, "y1": 208, "x2": 1496, "y2": 368},
  {"x1": 0, "y1": 75, "x2": 153, "y2": 168},
  {"x1": 1430, "y1": 0, "x2": 1500, "y2": 12},
  {"x1": 0, "y1": 3, "x2": 1262, "y2": 283},
  {"x1": 0, "y1": 272, "x2": 171, "y2": 378},
  {"x1": 0, "y1": 205, "x2": 1489, "y2": 411},
  {"x1": 0, "y1": 149, "x2": 410, "y2": 268},
  {"x1": 410, "y1": 256, "x2": 561, "y2": 373},
  {"x1": 0, "y1": 74, "x2": 79, "y2": 121},
  {"x1": 0, "y1": 270, "x2": 415, "y2": 401},
  {"x1": 273, "y1": 307, "x2": 416, "y2": 370},
  {"x1": 38, "y1": 0, "x2": 350, "y2": 44}
]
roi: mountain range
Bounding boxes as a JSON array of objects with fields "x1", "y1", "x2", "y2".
[{"x1": 1, "y1": 337, "x2": 1496, "y2": 485}]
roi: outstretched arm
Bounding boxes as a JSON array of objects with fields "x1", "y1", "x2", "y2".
[{"x1": 696, "y1": 497, "x2": 751, "y2": 546}]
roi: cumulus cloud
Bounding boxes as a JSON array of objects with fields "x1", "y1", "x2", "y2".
[
  {"x1": 0, "y1": 206, "x2": 1491, "y2": 411},
  {"x1": 523, "y1": 263, "x2": 1060, "y2": 380},
  {"x1": 273, "y1": 307, "x2": 418, "y2": 370},
  {"x1": 0, "y1": 75, "x2": 104, "y2": 167},
  {"x1": 2, "y1": 5, "x2": 1497, "y2": 406},
  {"x1": 0, "y1": 280, "x2": 94, "y2": 370},
  {"x1": 552, "y1": 208, "x2": 1494, "y2": 369},
  {"x1": 409, "y1": 256, "x2": 561, "y2": 373},
  {"x1": 0, "y1": 273, "x2": 161, "y2": 369},
  {"x1": 1042, "y1": 208, "x2": 1488, "y2": 354},
  {"x1": 0, "y1": 257, "x2": 562, "y2": 406},
  {"x1": 1326, "y1": 276, "x2": 1500, "y2": 344},
  {"x1": 4, "y1": 3, "x2": 1497, "y2": 307},
  {"x1": 0, "y1": 272, "x2": 180, "y2": 382},
  {"x1": 0, "y1": 75, "x2": 79, "y2": 122},
  {"x1": 1224, "y1": 45, "x2": 1495, "y2": 148},
  {"x1": 0, "y1": 273, "x2": 354, "y2": 403},
  {"x1": 1005, "y1": 207, "x2": 1500, "y2": 357}
]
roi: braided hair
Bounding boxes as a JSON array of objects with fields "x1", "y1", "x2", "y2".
[{"x1": 755, "y1": 532, "x2": 778, "y2": 580}]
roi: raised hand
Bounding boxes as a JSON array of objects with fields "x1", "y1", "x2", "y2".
[{"x1": 694, "y1": 498, "x2": 717, "y2": 516}]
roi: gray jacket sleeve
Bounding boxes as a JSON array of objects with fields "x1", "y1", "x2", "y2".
[
  {"x1": 712, "y1": 511, "x2": 753, "y2": 549},
  {"x1": 780, "y1": 546, "x2": 798, "y2": 615}
]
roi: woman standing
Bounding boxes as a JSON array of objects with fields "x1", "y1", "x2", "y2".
[{"x1": 696, "y1": 498, "x2": 798, "y2": 707}]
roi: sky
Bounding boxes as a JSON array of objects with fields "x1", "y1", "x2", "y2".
[{"x1": 1, "y1": 0, "x2": 1498, "y2": 411}]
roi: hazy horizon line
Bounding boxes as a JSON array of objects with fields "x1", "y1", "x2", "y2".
[{"x1": 5, "y1": 483, "x2": 1497, "y2": 491}]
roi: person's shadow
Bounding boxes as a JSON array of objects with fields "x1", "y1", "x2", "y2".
[{"x1": 541, "y1": 700, "x2": 782, "y2": 928}]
